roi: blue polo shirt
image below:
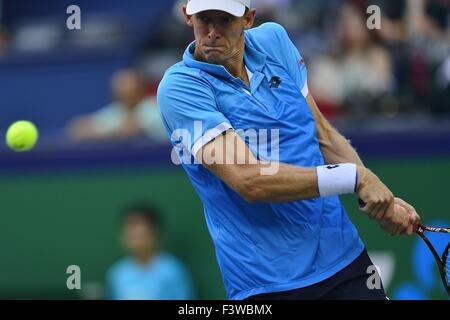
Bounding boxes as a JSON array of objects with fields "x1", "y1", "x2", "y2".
[{"x1": 157, "y1": 22, "x2": 365, "y2": 300}]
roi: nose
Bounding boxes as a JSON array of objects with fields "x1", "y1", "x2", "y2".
[{"x1": 207, "y1": 24, "x2": 221, "y2": 40}]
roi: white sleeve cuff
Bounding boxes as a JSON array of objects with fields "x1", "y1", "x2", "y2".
[{"x1": 191, "y1": 122, "x2": 233, "y2": 157}]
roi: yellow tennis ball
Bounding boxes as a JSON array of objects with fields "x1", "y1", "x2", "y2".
[{"x1": 6, "y1": 121, "x2": 39, "y2": 152}]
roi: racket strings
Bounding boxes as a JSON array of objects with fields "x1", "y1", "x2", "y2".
[
  {"x1": 446, "y1": 248, "x2": 450, "y2": 287},
  {"x1": 446, "y1": 256, "x2": 450, "y2": 286}
]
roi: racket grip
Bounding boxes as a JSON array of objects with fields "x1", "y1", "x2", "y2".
[{"x1": 358, "y1": 199, "x2": 366, "y2": 208}]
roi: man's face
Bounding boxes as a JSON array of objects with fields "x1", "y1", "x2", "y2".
[
  {"x1": 183, "y1": 8, "x2": 256, "y2": 65},
  {"x1": 111, "y1": 71, "x2": 146, "y2": 110},
  {"x1": 121, "y1": 216, "x2": 156, "y2": 257}
]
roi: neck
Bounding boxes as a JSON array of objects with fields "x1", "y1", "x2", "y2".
[
  {"x1": 134, "y1": 250, "x2": 157, "y2": 265},
  {"x1": 222, "y1": 41, "x2": 246, "y2": 79}
]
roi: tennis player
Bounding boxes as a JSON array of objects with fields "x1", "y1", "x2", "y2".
[{"x1": 157, "y1": 0, "x2": 420, "y2": 300}]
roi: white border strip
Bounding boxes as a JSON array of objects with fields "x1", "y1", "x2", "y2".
[
  {"x1": 191, "y1": 122, "x2": 233, "y2": 157},
  {"x1": 301, "y1": 79, "x2": 309, "y2": 98}
]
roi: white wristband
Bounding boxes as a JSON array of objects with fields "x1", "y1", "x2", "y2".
[{"x1": 316, "y1": 163, "x2": 358, "y2": 197}]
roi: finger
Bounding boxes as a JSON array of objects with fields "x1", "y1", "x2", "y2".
[
  {"x1": 376, "y1": 199, "x2": 392, "y2": 220},
  {"x1": 398, "y1": 218, "x2": 412, "y2": 236},
  {"x1": 408, "y1": 211, "x2": 420, "y2": 226},
  {"x1": 362, "y1": 198, "x2": 387, "y2": 219},
  {"x1": 371, "y1": 191, "x2": 394, "y2": 220},
  {"x1": 392, "y1": 198, "x2": 419, "y2": 230},
  {"x1": 363, "y1": 200, "x2": 377, "y2": 216},
  {"x1": 394, "y1": 198, "x2": 414, "y2": 211},
  {"x1": 390, "y1": 204, "x2": 409, "y2": 236},
  {"x1": 393, "y1": 220, "x2": 406, "y2": 236},
  {"x1": 404, "y1": 223, "x2": 415, "y2": 236},
  {"x1": 395, "y1": 198, "x2": 420, "y2": 220},
  {"x1": 379, "y1": 220, "x2": 397, "y2": 236},
  {"x1": 410, "y1": 210, "x2": 421, "y2": 223},
  {"x1": 403, "y1": 213, "x2": 416, "y2": 236},
  {"x1": 359, "y1": 202, "x2": 376, "y2": 217},
  {"x1": 372, "y1": 201, "x2": 389, "y2": 220}
]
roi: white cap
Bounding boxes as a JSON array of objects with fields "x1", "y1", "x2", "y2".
[{"x1": 186, "y1": 0, "x2": 251, "y2": 17}]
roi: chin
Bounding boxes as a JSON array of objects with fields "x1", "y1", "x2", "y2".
[{"x1": 204, "y1": 53, "x2": 225, "y2": 65}]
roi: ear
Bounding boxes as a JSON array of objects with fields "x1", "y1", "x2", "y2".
[
  {"x1": 182, "y1": 5, "x2": 193, "y2": 27},
  {"x1": 243, "y1": 8, "x2": 257, "y2": 30}
]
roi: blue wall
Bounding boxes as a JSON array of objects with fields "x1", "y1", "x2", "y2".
[{"x1": 0, "y1": 0, "x2": 175, "y2": 131}]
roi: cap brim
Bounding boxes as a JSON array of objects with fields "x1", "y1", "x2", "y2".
[{"x1": 186, "y1": 0, "x2": 246, "y2": 17}]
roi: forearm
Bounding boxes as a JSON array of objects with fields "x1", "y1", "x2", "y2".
[
  {"x1": 236, "y1": 163, "x2": 319, "y2": 203},
  {"x1": 305, "y1": 94, "x2": 365, "y2": 167},
  {"x1": 202, "y1": 128, "x2": 356, "y2": 204},
  {"x1": 201, "y1": 131, "x2": 320, "y2": 203},
  {"x1": 235, "y1": 160, "x2": 357, "y2": 203},
  {"x1": 319, "y1": 128, "x2": 364, "y2": 167}
]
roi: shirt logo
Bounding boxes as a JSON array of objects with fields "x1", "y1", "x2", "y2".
[
  {"x1": 326, "y1": 165, "x2": 340, "y2": 169},
  {"x1": 269, "y1": 76, "x2": 282, "y2": 89}
]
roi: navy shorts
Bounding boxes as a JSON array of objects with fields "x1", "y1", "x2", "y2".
[{"x1": 246, "y1": 249, "x2": 388, "y2": 300}]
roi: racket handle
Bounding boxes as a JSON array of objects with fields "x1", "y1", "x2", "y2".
[{"x1": 358, "y1": 199, "x2": 366, "y2": 208}]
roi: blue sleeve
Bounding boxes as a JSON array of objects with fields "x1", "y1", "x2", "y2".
[
  {"x1": 157, "y1": 71, "x2": 232, "y2": 158},
  {"x1": 263, "y1": 23, "x2": 309, "y2": 97}
]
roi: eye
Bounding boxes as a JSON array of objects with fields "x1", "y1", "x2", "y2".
[
  {"x1": 222, "y1": 17, "x2": 234, "y2": 24},
  {"x1": 198, "y1": 16, "x2": 209, "y2": 23}
]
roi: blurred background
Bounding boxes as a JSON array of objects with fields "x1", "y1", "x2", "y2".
[{"x1": 0, "y1": 0, "x2": 449, "y2": 299}]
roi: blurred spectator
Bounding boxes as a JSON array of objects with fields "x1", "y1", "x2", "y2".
[
  {"x1": 252, "y1": 0, "x2": 293, "y2": 26},
  {"x1": 67, "y1": 69, "x2": 167, "y2": 142},
  {"x1": 432, "y1": 56, "x2": 450, "y2": 114},
  {"x1": 368, "y1": 0, "x2": 449, "y2": 115},
  {"x1": 0, "y1": 24, "x2": 10, "y2": 57},
  {"x1": 106, "y1": 204, "x2": 195, "y2": 300},
  {"x1": 141, "y1": 0, "x2": 448, "y2": 119},
  {"x1": 406, "y1": 0, "x2": 450, "y2": 114},
  {"x1": 309, "y1": 3, "x2": 394, "y2": 118}
]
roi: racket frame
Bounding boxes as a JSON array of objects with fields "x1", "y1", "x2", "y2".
[{"x1": 416, "y1": 225, "x2": 450, "y2": 296}]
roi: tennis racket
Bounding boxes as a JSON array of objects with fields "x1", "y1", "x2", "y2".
[
  {"x1": 415, "y1": 224, "x2": 450, "y2": 296},
  {"x1": 357, "y1": 199, "x2": 449, "y2": 296}
]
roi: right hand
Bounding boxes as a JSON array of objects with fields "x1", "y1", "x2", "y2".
[
  {"x1": 377, "y1": 198, "x2": 417, "y2": 236},
  {"x1": 356, "y1": 166, "x2": 394, "y2": 221}
]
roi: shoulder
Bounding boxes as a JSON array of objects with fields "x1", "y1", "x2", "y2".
[
  {"x1": 247, "y1": 22, "x2": 290, "y2": 41},
  {"x1": 245, "y1": 22, "x2": 302, "y2": 68},
  {"x1": 107, "y1": 258, "x2": 133, "y2": 278},
  {"x1": 246, "y1": 22, "x2": 293, "y2": 51},
  {"x1": 154, "y1": 254, "x2": 190, "y2": 279},
  {"x1": 157, "y1": 253, "x2": 187, "y2": 271},
  {"x1": 95, "y1": 102, "x2": 123, "y2": 115},
  {"x1": 157, "y1": 62, "x2": 217, "y2": 121},
  {"x1": 158, "y1": 61, "x2": 211, "y2": 96}
]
